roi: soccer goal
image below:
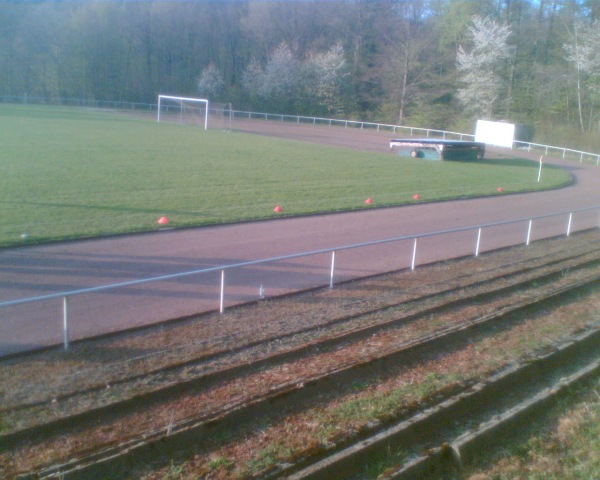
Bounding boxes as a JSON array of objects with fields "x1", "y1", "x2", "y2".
[{"x1": 157, "y1": 95, "x2": 209, "y2": 130}]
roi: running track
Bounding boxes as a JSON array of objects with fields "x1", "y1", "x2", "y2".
[{"x1": 1, "y1": 120, "x2": 599, "y2": 357}]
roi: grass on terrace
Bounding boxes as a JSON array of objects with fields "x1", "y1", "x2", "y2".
[
  {"x1": 464, "y1": 378, "x2": 600, "y2": 480},
  {"x1": 0, "y1": 104, "x2": 571, "y2": 248}
]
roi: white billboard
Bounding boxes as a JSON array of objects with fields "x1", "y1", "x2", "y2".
[{"x1": 475, "y1": 120, "x2": 515, "y2": 148}]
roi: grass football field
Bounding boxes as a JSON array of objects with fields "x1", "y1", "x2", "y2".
[{"x1": 0, "y1": 104, "x2": 571, "y2": 248}]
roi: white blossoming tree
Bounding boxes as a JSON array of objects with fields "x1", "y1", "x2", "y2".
[
  {"x1": 302, "y1": 43, "x2": 348, "y2": 115},
  {"x1": 242, "y1": 42, "x2": 347, "y2": 115},
  {"x1": 456, "y1": 16, "x2": 512, "y2": 119},
  {"x1": 197, "y1": 63, "x2": 225, "y2": 99}
]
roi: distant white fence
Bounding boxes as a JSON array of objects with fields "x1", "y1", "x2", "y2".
[
  {"x1": 513, "y1": 139, "x2": 600, "y2": 165},
  {"x1": 230, "y1": 108, "x2": 473, "y2": 139},
  {"x1": 1, "y1": 206, "x2": 598, "y2": 354},
  {"x1": 1, "y1": 95, "x2": 599, "y2": 166}
]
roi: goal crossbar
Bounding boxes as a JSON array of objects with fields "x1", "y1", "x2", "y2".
[{"x1": 157, "y1": 95, "x2": 209, "y2": 130}]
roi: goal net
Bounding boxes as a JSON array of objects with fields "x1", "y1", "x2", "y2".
[{"x1": 157, "y1": 95, "x2": 209, "y2": 130}]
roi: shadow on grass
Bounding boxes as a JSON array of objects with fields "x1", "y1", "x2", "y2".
[
  {"x1": 0, "y1": 199, "x2": 206, "y2": 217},
  {"x1": 457, "y1": 157, "x2": 538, "y2": 169}
]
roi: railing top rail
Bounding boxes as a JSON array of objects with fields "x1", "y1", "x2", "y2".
[
  {"x1": 229, "y1": 109, "x2": 472, "y2": 137},
  {"x1": 1, "y1": 205, "x2": 598, "y2": 309}
]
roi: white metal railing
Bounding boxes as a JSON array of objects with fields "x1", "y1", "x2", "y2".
[
  {"x1": 2, "y1": 95, "x2": 599, "y2": 166},
  {"x1": 514, "y1": 140, "x2": 600, "y2": 166},
  {"x1": 0, "y1": 95, "x2": 157, "y2": 111},
  {"x1": 227, "y1": 108, "x2": 474, "y2": 140},
  {"x1": 1, "y1": 206, "x2": 598, "y2": 352}
]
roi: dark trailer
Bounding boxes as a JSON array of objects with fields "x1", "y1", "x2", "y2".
[{"x1": 389, "y1": 139, "x2": 485, "y2": 161}]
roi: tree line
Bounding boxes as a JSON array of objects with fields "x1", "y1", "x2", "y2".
[{"x1": 1, "y1": 0, "x2": 599, "y2": 148}]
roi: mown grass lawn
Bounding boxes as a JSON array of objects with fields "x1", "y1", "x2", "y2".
[{"x1": 0, "y1": 104, "x2": 571, "y2": 248}]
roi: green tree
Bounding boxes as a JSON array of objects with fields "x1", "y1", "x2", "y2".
[
  {"x1": 374, "y1": 0, "x2": 435, "y2": 125},
  {"x1": 564, "y1": 19, "x2": 600, "y2": 131}
]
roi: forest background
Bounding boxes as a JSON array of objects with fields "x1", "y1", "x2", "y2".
[{"x1": 2, "y1": 0, "x2": 600, "y2": 152}]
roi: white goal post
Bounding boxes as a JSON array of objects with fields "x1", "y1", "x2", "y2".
[{"x1": 157, "y1": 95, "x2": 209, "y2": 130}]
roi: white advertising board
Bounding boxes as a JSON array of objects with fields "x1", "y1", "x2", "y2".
[{"x1": 475, "y1": 120, "x2": 515, "y2": 148}]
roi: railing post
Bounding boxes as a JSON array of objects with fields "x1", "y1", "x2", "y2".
[
  {"x1": 63, "y1": 296, "x2": 69, "y2": 351},
  {"x1": 411, "y1": 238, "x2": 418, "y2": 271},
  {"x1": 329, "y1": 251, "x2": 336, "y2": 288},
  {"x1": 566, "y1": 212, "x2": 573, "y2": 237},
  {"x1": 475, "y1": 227, "x2": 482, "y2": 256},
  {"x1": 526, "y1": 219, "x2": 533, "y2": 246},
  {"x1": 220, "y1": 270, "x2": 225, "y2": 313}
]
